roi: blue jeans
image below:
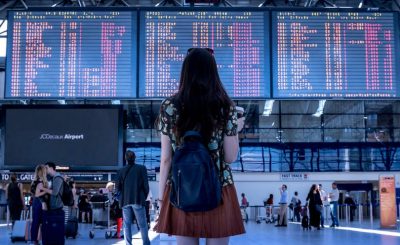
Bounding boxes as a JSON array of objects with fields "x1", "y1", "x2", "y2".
[
  {"x1": 122, "y1": 204, "x2": 150, "y2": 245},
  {"x1": 330, "y1": 201, "x2": 339, "y2": 226},
  {"x1": 320, "y1": 206, "x2": 324, "y2": 227}
]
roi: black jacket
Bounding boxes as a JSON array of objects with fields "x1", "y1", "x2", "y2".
[{"x1": 116, "y1": 164, "x2": 149, "y2": 207}]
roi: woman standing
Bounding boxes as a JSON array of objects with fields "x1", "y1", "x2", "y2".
[
  {"x1": 30, "y1": 165, "x2": 49, "y2": 244},
  {"x1": 306, "y1": 184, "x2": 323, "y2": 230},
  {"x1": 155, "y1": 48, "x2": 245, "y2": 245},
  {"x1": 6, "y1": 173, "x2": 25, "y2": 227}
]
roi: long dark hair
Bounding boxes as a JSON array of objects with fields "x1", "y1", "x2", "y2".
[
  {"x1": 307, "y1": 184, "x2": 317, "y2": 197},
  {"x1": 173, "y1": 48, "x2": 233, "y2": 144}
]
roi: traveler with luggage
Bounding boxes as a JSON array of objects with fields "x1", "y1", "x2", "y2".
[
  {"x1": 6, "y1": 173, "x2": 25, "y2": 227},
  {"x1": 40, "y1": 162, "x2": 66, "y2": 245},
  {"x1": 306, "y1": 184, "x2": 323, "y2": 230},
  {"x1": 154, "y1": 47, "x2": 246, "y2": 245},
  {"x1": 290, "y1": 191, "x2": 301, "y2": 222}
]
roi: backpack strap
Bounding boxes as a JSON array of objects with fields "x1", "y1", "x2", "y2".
[{"x1": 182, "y1": 131, "x2": 202, "y2": 141}]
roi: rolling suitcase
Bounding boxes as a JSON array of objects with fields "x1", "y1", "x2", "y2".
[
  {"x1": 65, "y1": 216, "x2": 78, "y2": 239},
  {"x1": 42, "y1": 209, "x2": 65, "y2": 245},
  {"x1": 10, "y1": 209, "x2": 30, "y2": 243},
  {"x1": 10, "y1": 220, "x2": 27, "y2": 242}
]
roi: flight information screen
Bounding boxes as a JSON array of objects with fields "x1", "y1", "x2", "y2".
[
  {"x1": 139, "y1": 9, "x2": 270, "y2": 99},
  {"x1": 6, "y1": 10, "x2": 137, "y2": 99},
  {"x1": 272, "y1": 11, "x2": 400, "y2": 98}
]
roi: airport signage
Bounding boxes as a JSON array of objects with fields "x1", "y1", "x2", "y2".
[
  {"x1": 0, "y1": 172, "x2": 34, "y2": 182},
  {"x1": 280, "y1": 173, "x2": 309, "y2": 181},
  {"x1": 379, "y1": 175, "x2": 397, "y2": 229}
]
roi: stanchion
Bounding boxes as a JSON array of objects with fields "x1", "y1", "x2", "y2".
[
  {"x1": 358, "y1": 204, "x2": 363, "y2": 223},
  {"x1": 6, "y1": 205, "x2": 10, "y2": 230},
  {"x1": 369, "y1": 202, "x2": 373, "y2": 225},
  {"x1": 345, "y1": 205, "x2": 349, "y2": 224}
]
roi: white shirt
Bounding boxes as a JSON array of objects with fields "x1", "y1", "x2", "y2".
[
  {"x1": 329, "y1": 188, "x2": 339, "y2": 202},
  {"x1": 320, "y1": 189, "x2": 329, "y2": 205}
]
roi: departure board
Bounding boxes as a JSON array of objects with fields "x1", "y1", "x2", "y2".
[
  {"x1": 6, "y1": 10, "x2": 137, "y2": 99},
  {"x1": 272, "y1": 11, "x2": 400, "y2": 98},
  {"x1": 139, "y1": 9, "x2": 270, "y2": 98}
]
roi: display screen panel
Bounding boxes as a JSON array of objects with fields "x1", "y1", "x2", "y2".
[
  {"x1": 139, "y1": 9, "x2": 270, "y2": 99},
  {"x1": 272, "y1": 11, "x2": 400, "y2": 98},
  {"x1": 4, "y1": 106, "x2": 122, "y2": 170},
  {"x1": 5, "y1": 9, "x2": 137, "y2": 99}
]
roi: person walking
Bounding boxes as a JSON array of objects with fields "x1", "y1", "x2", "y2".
[
  {"x1": 6, "y1": 173, "x2": 25, "y2": 227},
  {"x1": 306, "y1": 184, "x2": 322, "y2": 230},
  {"x1": 154, "y1": 47, "x2": 246, "y2": 245},
  {"x1": 329, "y1": 182, "x2": 340, "y2": 227},
  {"x1": 116, "y1": 150, "x2": 150, "y2": 245},
  {"x1": 276, "y1": 184, "x2": 288, "y2": 227},
  {"x1": 344, "y1": 193, "x2": 356, "y2": 222},
  {"x1": 290, "y1": 191, "x2": 301, "y2": 222}
]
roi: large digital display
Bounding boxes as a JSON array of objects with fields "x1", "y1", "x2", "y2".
[
  {"x1": 139, "y1": 9, "x2": 270, "y2": 99},
  {"x1": 272, "y1": 11, "x2": 400, "y2": 98},
  {"x1": 5, "y1": 10, "x2": 137, "y2": 99},
  {"x1": 4, "y1": 107, "x2": 123, "y2": 170}
]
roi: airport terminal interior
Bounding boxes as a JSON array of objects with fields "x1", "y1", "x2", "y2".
[{"x1": 0, "y1": 0, "x2": 400, "y2": 244}]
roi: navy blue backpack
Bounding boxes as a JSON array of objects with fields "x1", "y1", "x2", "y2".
[{"x1": 169, "y1": 131, "x2": 222, "y2": 212}]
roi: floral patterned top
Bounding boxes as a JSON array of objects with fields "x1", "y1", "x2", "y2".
[{"x1": 157, "y1": 98, "x2": 238, "y2": 186}]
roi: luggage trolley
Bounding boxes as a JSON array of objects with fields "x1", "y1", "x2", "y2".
[
  {"x1": 240, "y1": 205, "x2": 249, "y2": 223},
  {"x1": 256, "y1": 205, "x2": 276, "y2": 224},
  {"x1": 89, "y1": 200, "x2": 114, "y2": 239}
]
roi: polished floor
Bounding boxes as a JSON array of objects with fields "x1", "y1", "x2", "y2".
[{"x1": 1, "y1": 219, "x2": 399, "y2": 245}]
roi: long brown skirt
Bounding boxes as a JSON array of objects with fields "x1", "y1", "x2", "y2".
[{"x1": 154, "y1": 184, "x2": 245, "y2": 238}]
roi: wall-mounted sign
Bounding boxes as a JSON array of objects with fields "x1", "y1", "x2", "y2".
[
  {"x1": 0, "y1": 172, "x2": 112, "y2": 183},
  {"x1": 379, "y1": 175, "x2": 397, "y2": 229},
  {"x1": 280, "y1": 173, "x2": 309, "y2": 182},
  {"x1": 0, "y1": 172, "x2": 34, "y2": 182}
]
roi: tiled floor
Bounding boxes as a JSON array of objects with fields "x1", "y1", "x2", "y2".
[{"x1": 1, "y1": 220, "x2": 399, "y2": 245}]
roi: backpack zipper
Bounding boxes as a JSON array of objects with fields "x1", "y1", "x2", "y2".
[{"x1": 177, "y1": 169, "x2": 181, "y2": 206}]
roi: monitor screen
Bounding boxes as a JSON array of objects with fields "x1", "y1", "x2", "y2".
[
  {"x1": 4, "y1": 106, "x2": 122, "y2": 170},
  {"x1": 139, "y1": 9, "x2": 270, "y2": 99},
  {"x1": 272, "y1": 11, "x2": 400, "y2": 98},
  {"x1": 5, "y1": 10, "x2": 137, "y2": 99}
]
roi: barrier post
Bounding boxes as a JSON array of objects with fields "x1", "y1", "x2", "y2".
[{"x1": 369, "y1": 202, "x2": 373, "y2": 225}]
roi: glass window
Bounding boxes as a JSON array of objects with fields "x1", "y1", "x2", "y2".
[
  {"x1": 281, "y1": 101, "x2": 319, "y2": 114},
  {"x1": 324, "y1": 114, "x2": 365, "y2": 128},
  {"x1": 281, "y1": 129, "x2": 322, "y2": 142},
  {"x1": 281, "y1": 115, "x2": 321, "y2": 128},
  {"x1": 324, "y1": 101, "x2": 364, "y2": 114},
  {"x1": 324, "y1": 129, "x2": 365, "y2": 142},
  {"x1": 127, "y1": 146, "x2": 160, "y2": 171},
  {"x1": 259, "y1": 128, "x2": 279, "y2": 143}
]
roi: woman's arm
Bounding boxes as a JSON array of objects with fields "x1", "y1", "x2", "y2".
[
  {"x1": 223, "y1": 117, "x2": 245, "y2": 163},
  {"x1": 158, "y1": 134, "x2": 172, "y2": 208},
  {"x1": 35, "y1": 182, "x2": 47, "y2": 197},
  {"x1": 18, "y1": 183, "x2": 26, "y2": 208},
  {"x1": 40, "y1": 186, "x2": 52, "y2": 195}
]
